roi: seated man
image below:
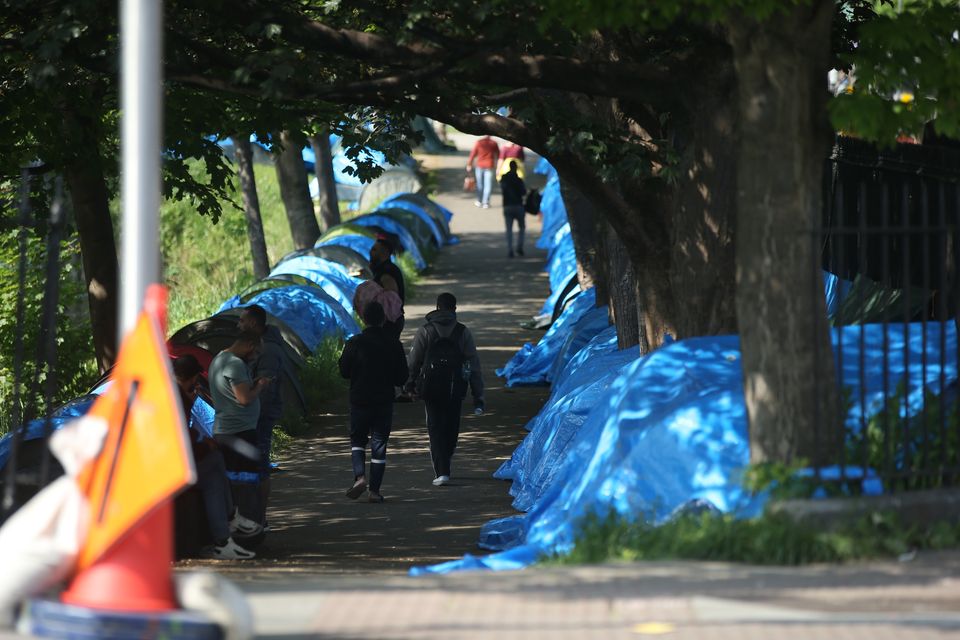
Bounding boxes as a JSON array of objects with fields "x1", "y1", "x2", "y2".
[{"x1": 173, "y1": 355, "x2": 261, "y2": 560}]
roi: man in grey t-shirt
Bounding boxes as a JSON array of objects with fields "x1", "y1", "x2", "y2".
[{"x1": 209, "y1": 330, "x2": 272, "y2": 471}]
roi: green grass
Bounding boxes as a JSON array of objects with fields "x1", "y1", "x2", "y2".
[
  {"x1": 552, "y1": 509, "x2": 960, "y2": 566},
  {"x1": 162, "y1": 158, "x2": 295, "y2": 333}
]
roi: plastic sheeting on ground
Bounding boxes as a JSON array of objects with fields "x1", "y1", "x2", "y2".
[
  {"x1": 264, "y1": 256, "x2": 361, "y2": 315},
  {"x1": 535, "y1": 173, "x2": 568, "y2": 251},
  {"x1": 546, "y1": 225, "x2": 577, "y2": 294},
  {"x1": 220, "y1": 285, "x2": 359, "y2": 351},
  {"x1": 496, "y1": 289, "x2": 603, "y2": 387},
  {"x1": 413, "y1": 321, "x2": 958, "y2": 576}
]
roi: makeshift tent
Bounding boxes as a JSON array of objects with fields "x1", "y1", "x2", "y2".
[
  {"x1": 349, "y1": 214, "x2": 427, "y2": 270},
  {"x1": 235, "y1": 276, "x2": 319, "y2": 304},
  {"x1": 381, "y1": 193, "x2": 454, "y2": 242},
  {"x1": 414, "y1": 322, "x2": 957, "y2": 575},
  {"x1": 373, "y1": 206, "x2": 442, "y2": 249},
  {"x1": 319, "y1": 222, "x2": 379, "y2": 243},
  {"x1": 546, "y1": 225, "x2": 577, "y2": 294},
  {"x1": 358, "y1": 169, "x2": 423, "y2": 212},
  {"x1": 168, "y1": 311, "x2": 310, "y2": 416},
  {"x1": 497, "y1": 289, "x2": 602, "y2": 387},
  {"x1": 275, "y1": 245, "x2": 374, "y2": 279},
  {"x1": 220, "y1": 285, "x2": 359, "y2": 351},
  {"x1": 535, "y1": 173, "x2": 568, "y2": 251},
  {"x1": 316, "y1": 233, "x2": 376, "y2": 259},
  {"x1": 264, "y1": 256, "x2": 361, "y2": 315}
]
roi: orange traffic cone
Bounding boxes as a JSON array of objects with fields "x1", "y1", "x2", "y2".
[{"x1": 60, "y1": 501, "x2": 176, "y2": 611}]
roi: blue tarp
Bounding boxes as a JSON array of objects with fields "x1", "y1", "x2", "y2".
[
  {"x1": 535, "y1": 174, "x2": 568, "y2": 251},
  {"x1": 220, "y1": 285, "x2": 359, "y2": 351},
  {"x1": 414, "y1": 321, "x2": 958, "y2": 575},
  {"x1": 316, "y1": 234, "x2": 376, "y2": 258},
  {"x1": 374, "y1": 202, "x2": 446, "y2": 246},
  {"x1": 533, "y1": 157, "x2": 557, "y2": 180},
  {"x1": 546, "y1": 226, "x2": 577, "y2": 294},
  {"x1": 0, "y1": 395, "x2": 97, "y2": 470},
  {"x1": 824, "y1": 271, "x2": 854, "y2": 319},
  {"x1": 538, "y1": 271, "x2": 579, "y2": 318},
  {"x1": 547, "y1": 307, "x2": 613, "y2": 384},
  {"x1": 265, "y1": 256, "x2": 361, "y2": 316},
  {"x1": 349, "y1": 214, "x2": 427, "y2": 270},
  {"x1": 496, "y1": 289, "x2": 602, "y2": 387}
]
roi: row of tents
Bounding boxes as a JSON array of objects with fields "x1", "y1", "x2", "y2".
[
  {"x1": 412, "y1": 162, "x2": 960, "y2": 575},
  {"x1": 0, "y1": 180, "x2": 456, "y2": 503}
]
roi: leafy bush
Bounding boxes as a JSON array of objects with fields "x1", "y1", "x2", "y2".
[
  {"x1": 0, "y1": 229, "x2": 97, "y2": 435},
  {"x1": 277, "y1": 336, "x2": 347, "y2": 436}
]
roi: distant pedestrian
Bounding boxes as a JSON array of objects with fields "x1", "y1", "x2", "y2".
[
  {"x1": 405, "y1": 293, "x2": 484, "y2": 486},
  {"x1": 466, "y1": 135, "x2": 500, "y2": 209},
  {"x1": 499, "y1": 160, "x2": 527, "y2": 258},
  {"x1": 338, "y1": 301, "x2": 409, "y2": 503},
  {"x1": 497, "y1": 143, "x2": 526, "y2": 181}
]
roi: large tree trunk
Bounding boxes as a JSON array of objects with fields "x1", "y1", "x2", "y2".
[
  {"x1": 597, "y1": 219, "x2": 643, "y2": 350},
  {"x1": 274, "y1": 130, "x2": 320, "y2": 249},
  {"x1": 63, "y1": 145, "x2": 118, "y2": 372},
  {"x1": 559, "y1": 180, "x2": 598, "y2": 290},
  {"x1": 232, "y1": 135, "x2": 270, "y2": 279},
  {"x1": 728, "y1": 1, "x2": 843, "y2": 466},
  {"x1": 309, "y1": 131, "x2": 341, "y2": 231}
]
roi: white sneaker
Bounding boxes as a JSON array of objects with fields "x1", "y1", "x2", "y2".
[
  {"x1": 229, "y1": 512, "x2": 263, "y2": 537},
  {"x1": 432, "y1": 475, "x2": 450, "y2": 486},
  {"x1": 202, "y1": 537, "x2": 256, "y2": 560}
]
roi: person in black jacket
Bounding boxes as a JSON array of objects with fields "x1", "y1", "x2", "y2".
[
  {"x1": 499, "y1": 160, "x2": 527, "y2": 258},
  {"x1": 338, "y1": 301, "x2": 409, "y2": 503}
]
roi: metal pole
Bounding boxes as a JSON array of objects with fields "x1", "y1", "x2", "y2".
[{"x1": 119, "y1": 0, "x2": 163, "y2": 338}]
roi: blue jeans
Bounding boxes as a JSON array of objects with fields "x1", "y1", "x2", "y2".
[{"x1": 474, "y1": 167, "x2": 494, "y2": 206}]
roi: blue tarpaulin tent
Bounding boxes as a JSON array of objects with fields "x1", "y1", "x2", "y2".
[
  {"x1": 220, "y1": 285, "x2": 359, "y2": 351},
  {"x1": 266, "y1": 256, "x2": 361, "y2": 315},
  {"x1": 349, "y1": 214, "x2": 427, "y2": 270},
  {"x1": 413, "y1": 321, "x2": 957, "y2": 575}
]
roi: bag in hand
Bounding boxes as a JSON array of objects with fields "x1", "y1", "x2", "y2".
[{"x1": 463, "y1": 175, "x2": 477, "y2": 192}]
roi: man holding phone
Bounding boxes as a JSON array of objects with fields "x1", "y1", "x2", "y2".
[
  {"x1": 238, "y1": 305, "x2": 286, "y2": 525},
  {"x1": 209, "y1": 330, "x2": 272, "y2": 474}
]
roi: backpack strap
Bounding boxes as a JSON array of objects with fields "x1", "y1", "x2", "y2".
[{"x1": 451, "y1": 322, "x2": 465, "y2": 347}]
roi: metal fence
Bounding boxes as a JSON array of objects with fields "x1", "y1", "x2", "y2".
[{"x1": 815, "y1": 136, "x2": 960, "y2": 493}]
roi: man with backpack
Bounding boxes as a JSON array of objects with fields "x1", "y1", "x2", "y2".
[{"x1": 405, "y1": 293, "x2": 485, "y2": 486}]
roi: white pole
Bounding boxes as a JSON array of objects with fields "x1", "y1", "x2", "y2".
[{"x1": 119, "y1": 0, "x2": 163, "y2": 338}]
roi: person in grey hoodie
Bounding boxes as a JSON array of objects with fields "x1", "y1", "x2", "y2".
[{"x1": 405, "y1": 292, "x2": 485, "y2": 486}]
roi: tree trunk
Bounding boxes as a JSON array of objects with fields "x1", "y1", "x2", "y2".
[
  {"x1": 559, "y1": 180, "x2": 598, "y2": 290},
  {"x1": 309, "y1": 131, "x2": 341, "y2": 231},
  {"x1": 63, "y1": 148, "x2": 118, "y2": 372},
  {"x1": 274, "y1": 130, "x2": 320, "y2": 249},
  {"x1": 597, "y1": 220, "x2": 643, "y2": 350},
  {"x1": 728, "y1": 1, "x2": 843, "y2": 466},
  {"x1": 232, "y1": 135, "x2": 270, "y2": 279}
]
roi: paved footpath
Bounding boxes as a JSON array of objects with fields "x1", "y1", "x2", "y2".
[{"x1": 211, "y1": 139, "x2": 960, "y2": 638}]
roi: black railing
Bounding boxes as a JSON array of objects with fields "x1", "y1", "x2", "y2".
[{"x1": 814, "y1": 136, "x2": 960, "y2": 493}]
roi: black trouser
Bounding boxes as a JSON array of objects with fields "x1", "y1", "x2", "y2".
[
  {"x1": 350, "y1": 403, "x2": 393, "y2": 493},
  {"x1": 425, "y1": 397, "x2": 463, "y2": 478},
  {"x1": 214, "y1": 429, "x2": 261, "y2": 472}
]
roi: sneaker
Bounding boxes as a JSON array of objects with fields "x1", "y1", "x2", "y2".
[
  {"x1": 474, "y1": 200, "x2": 482, "y2": 208},
  {"x1": 202, "y1": 537, "x2": 255, "y2": 560},
  {"x1": 346, "y1": 476, "x2": 367, "y2": 499},
  {"x1": 368, "y1": 490, "x2": 384, "y2": 503},
  {"x1": 229, "y1": 511, "x2": 263, "y2": 537},
  {"x1": 482, "y1": 203, "x2": 490, "y2": 209},
  {"x1": 432, "y1": 475, "x2": 450, "y2": 486}
]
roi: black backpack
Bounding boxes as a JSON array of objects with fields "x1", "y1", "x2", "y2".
[
  {"x1": 523, "y1": 188, "x2": 541, "y2": 215},
  {"x1": 418, "y1": 323, "x2": 468, "y2": 402}
]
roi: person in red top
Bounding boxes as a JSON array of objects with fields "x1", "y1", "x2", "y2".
[
  {"x1": 497, "y1": 143, "x2": 526, "y2": 181},
  {"x1": 466, "y1": 135, "x2": 500, "y2": 208}
]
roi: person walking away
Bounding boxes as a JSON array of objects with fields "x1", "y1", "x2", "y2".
[
  {"x1": 338, "y1": 301, "x2": 409, "y2": 503},
  {"x1": 497, "y1": 143, "x2": 525, "y2": 181},
  {"x1": 499, "y1": 160, "x2": 527, "y2": 258},
  {"x1": 369, "y1": 237, "x2": 406, "y2": 336},
  {"x1": 237, "y1": 304, "x2": 284, "y2": 525},
  {"x1": 466, "y1": 135, "x2": 499, "y2": 208},
  {"x1": 209, "y1": 331, "x2": 272, "y2": 476},
  {"x1": 174, "y1": 355, "x2": 260, "y2": 559},
  {"x1": 405, "y1": 293, "x2": 485, "y2": 486}
]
